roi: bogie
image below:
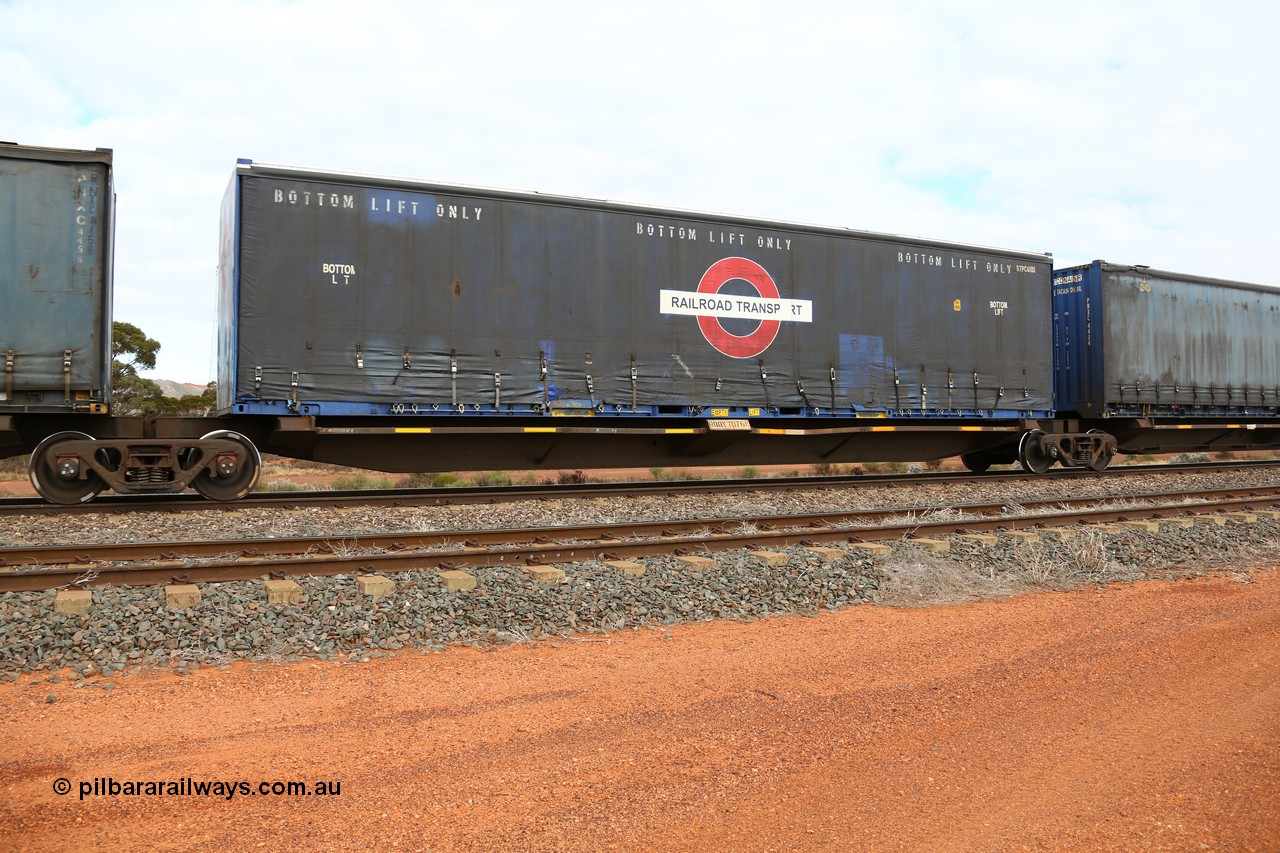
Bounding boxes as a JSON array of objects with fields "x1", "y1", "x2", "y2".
[{"x1": 24, "y1": 431, "x2": 262, "y2": 503}]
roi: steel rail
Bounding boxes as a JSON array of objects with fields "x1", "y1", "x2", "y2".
[
  {"x1": 1, "y1": 459, "x2": 1277, "y2": 517},
  {"x1": 4, "y1": 484, "x2": 1280, "y2": 569},
  {"x1": 2, "y1": 489, "x2": 1276, "y2": 591}
]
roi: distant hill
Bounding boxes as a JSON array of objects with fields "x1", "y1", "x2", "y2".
[{"x1": 153, "y1": 380, "x2": 209, "y2": 398}]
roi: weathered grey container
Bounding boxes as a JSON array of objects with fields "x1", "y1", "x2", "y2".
[
  {"x1": 0, "y1": 143, "x2": 113, "y2": 412},
  {"x1": 1053, "y1": 261, "x2": 1280, "y2": 417},
  {"x1": 219, "y1": 160, "x2": 1053, "y2": 420}
]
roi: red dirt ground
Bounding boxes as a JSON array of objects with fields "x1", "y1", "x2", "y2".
[{"x1": 1, "y1": 570, "x2": 1277, "y2": 851}]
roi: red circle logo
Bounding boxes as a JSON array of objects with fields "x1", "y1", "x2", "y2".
[{"x1": 695, "y1": 257, "x2": 781, "y2": 359}]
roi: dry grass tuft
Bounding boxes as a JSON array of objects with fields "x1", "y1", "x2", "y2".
[
  {"x1": 1019, "y1": 531, "x2": 1141, "y2": 587},
  {"x1": 875, "y1": 556, "x2": 1022, "y2": 606},
  {"x1": 875, "y1": 530, "x2": 1146, "y2": 607}
]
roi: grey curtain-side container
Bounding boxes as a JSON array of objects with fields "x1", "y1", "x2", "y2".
[
  {"x1": 1053, "y1": 261, "x2": 1280, "y2": 417},
  {"x1": 219, "y1": 160, "x2": 1054, "y2": 421}
]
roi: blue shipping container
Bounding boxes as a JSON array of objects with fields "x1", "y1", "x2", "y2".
[
  {"x1": 0, "y1": 143, "x2": 113, "y2": 412},
  {"x1": 1053, "y1": 260, "x2": 1280, "y2": 417}
]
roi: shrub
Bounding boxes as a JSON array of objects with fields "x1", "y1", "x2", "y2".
[
  {"x1": 257, "y1": 480, "x2": 313, "y2": 492},
  {"x1": 399, "y1": 472, "x2": 474, "y2": 488},
  {"x1": 289, "y1": 459, "x2": 340, "y2": 470},
  {"x1": 1123, "y1": 454, "x2": 1157, "y2": 465},
  {"x1": 331, "y1": 472, "x2": 395, "y2": 490}
]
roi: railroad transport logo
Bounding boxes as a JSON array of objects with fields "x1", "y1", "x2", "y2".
[{"x1": 660, "y1": 257, "x2": 813, "y2": 358}]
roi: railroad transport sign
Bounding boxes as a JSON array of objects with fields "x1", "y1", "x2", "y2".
[{"x1": 659, "y1": 257, "x2": 812, "y2": 359}]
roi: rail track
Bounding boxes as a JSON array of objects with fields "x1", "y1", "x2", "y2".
[
  {"x1": 0, "y1": 459, "x2": 1276, "y2": 517},
  {"x1": 3, "y1": 484, "x2": 1277, "y2": 592}
]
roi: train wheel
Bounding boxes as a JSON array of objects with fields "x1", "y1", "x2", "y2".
[
  {"x1": 960, "y1": 453, "x2": 991, "y2": 473},
  {"x1": 191, "y1": 431, "x2": 261, "y2": 501},
  {"x1": 1086, "y1": 429, "x2": 1112, "y2": 472},
  {"x1": 1017, "y1": 429, "x2": 1056, "y2": 474},
  {"x1": 28, "y1": 431, "x2": 106, "y2": 505}
]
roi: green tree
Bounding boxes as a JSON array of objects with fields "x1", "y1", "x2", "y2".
[
  {"x1": 112, "y1": 373, "x2": 166, "y2": 416},
  {"x1": 112, "y1": 321, "x2": 161, "y2": 383},
  {"x1": 111, "y1": 322, "x2": 164, "y2": 415},
  {"x1": 156, "y1": 384, "x2": 217, "y2": 417}
]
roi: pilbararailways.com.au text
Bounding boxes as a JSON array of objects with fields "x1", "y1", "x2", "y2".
[{"x1": 54, "y1": 776, "x2": 342, "y2": 801}]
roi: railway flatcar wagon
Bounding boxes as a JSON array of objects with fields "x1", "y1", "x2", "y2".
[
  {"x1": 1, "y1": 145, "x2": 262, "y2": 504},
  {"x1": 16, "y1": 148, "x2": 1207, "y2": 504},
  {"x1": 1053, "y1": 261, "x2": 1280, "y2": 457},
  {"x1": 217, "y1": 160, "x2": 1110, "y2": 475}
]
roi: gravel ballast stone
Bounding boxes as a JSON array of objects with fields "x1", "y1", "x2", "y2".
[{"x1": 1, "y1": 468, "x2": 1278, "y2": 679}]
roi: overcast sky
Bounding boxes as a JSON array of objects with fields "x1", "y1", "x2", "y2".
[{"x1": 4, "y1": 0, "x2": 1278, "y2": 383}]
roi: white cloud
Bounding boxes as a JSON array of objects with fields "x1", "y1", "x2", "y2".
[{"x1": 4, "y1": 0, "x2": 1280, "y2": 381}]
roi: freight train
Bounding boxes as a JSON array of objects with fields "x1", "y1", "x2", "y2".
[{"x1": 3, "y1": 143, "x2": 1279, "y2": 503}]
